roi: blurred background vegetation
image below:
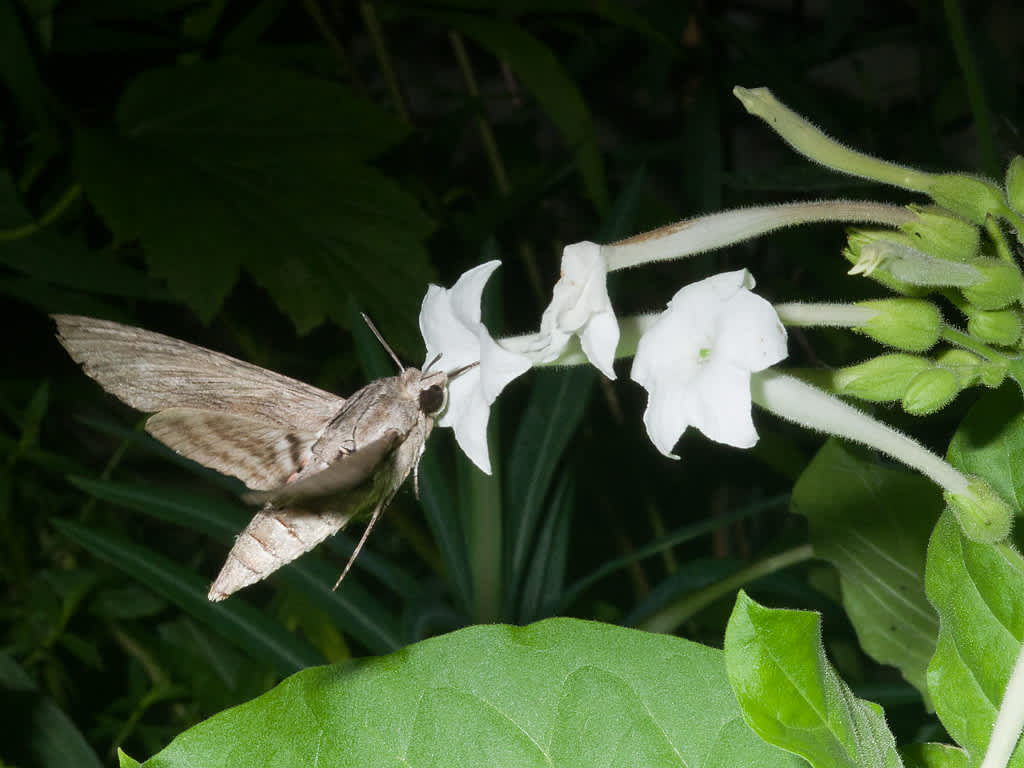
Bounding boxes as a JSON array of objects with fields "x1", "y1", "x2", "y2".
[{"x1": 2, "y1": 0, "x2": 1022, "y2": 763}]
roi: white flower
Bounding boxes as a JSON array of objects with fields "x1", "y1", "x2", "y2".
[
  {"x1": 419, "y1": 260, "x2": 532, "y2": 474},
  {"x1": 630, "y1": 269, "x2": 788, "y2": 458},
  {"x1": 537, "y1": 241, "x2": 619, "y2": 379}
]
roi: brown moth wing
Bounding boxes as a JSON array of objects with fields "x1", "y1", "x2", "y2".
[
  {"x1": 146, "y1": 408, "x2": 316, "y2": 491},
  {"x1": 242, "y1": 431, "x2": 399, "y2": 506},
  {"x1": 53, "y1": 314, "x2": 344, "y2": 433}
]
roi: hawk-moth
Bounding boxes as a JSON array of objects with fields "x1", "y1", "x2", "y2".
[{"x1": 53, "y1": 314, "x2": 470, "y2": 601}]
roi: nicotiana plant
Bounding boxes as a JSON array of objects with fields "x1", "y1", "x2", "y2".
[{"x1": 122, "y1": 87, "x2": 1024, "y2": 768}]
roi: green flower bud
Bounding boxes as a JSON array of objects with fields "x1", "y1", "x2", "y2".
[
  {"x1": 932, "y1": 349, "x2": 1006, "y2": 389},
  {"x1": 853, "y1": 299, "x2": 941, "y2": 351},
  {"x1": 961, "y1": 258, "x2": 1024, "y2": 309},
  {"x1": 833, "y1": 354, "x2": 930, "y2": 401},
  {"x1": 967, "y1": 308, "x2": 1022, "y2": 346},
  {"x1": 979, "y1": 364, "x2": 1008, "y2": 389},
  {"x1": 846, "y1": 230, "x2": 981, "y2": 293},
  {"x1": 1005, "y1": 156, "x2": 1024, "y2": 216},
  {"x1": 934, "y1": 348, "x2": 980, "y2": 367},
  {"x1": 926, "y1": 173, "x2": 1009, "y2": 225},
  {"x1": 901, "y1": 204, "x2": 980, "y2": 262},
  {"x1": 902, "y1": 367, "x2": 959, "y2": 415},
  {"x1": 944, "y1": 475, "x2": 1013, "y2": 543}
]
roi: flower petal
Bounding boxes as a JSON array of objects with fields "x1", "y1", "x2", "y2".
[
  {"x1": 538, "y1": 241, "x2": 619, "y2": 378},
  {"x1": 418, "y1": 259, "x2": 531, "y2": 475},
  {"x1": 630, "y1": 269, "x2": 787, "y2": 458}
]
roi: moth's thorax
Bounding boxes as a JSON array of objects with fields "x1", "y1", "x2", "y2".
[{"x1": 308, "y1": 368, "x2": 447, "y2": 469}]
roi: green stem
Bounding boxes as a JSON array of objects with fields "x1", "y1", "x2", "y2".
[
  {"x1": 637, "y1": 544, "x2": 814, "y2": 634},
  {"x1": 943, "y1": 0, "x2": 998, "y2": 178},
  {"x1": 359, "y1": 1, "x2": 412, "y2": 126},
  {"x1": 941, "y1": 325, "x2": 1003, "y2": 362},
  {"x1": 986, "y1": 216, "x2": 1018, "y2": 263},
  {"x1": 0, "y1": 184, "x2": 81, "y2": 241}
]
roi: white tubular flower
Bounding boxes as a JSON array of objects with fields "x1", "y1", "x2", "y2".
[
  {"x1": 630, "y1": 269, "x2": 788, "y2": 458},
  {"x1": 419, "y1": 260, "x2": 532, "y2": 475},
  {"x1": 537, "y1": 241, "x2": 619, "y2": 379}
]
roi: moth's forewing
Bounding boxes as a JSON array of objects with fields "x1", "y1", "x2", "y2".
[{"x1": 53, "y1": 314, "x2": 344, "y2": 433}]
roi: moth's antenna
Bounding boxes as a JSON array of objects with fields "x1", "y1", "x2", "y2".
[
  {"x1": 360, "y1": 313, "x2": 404, "y2": 372},
  {"x1": 333, "y1": 500, "x2": 386, "y2": 590},
  {"x1": 424, "y1": 353, "x2": 442, "y2": 373},
  {"x1": 447, "y1": 361, "x2": 479, "y2": 381}
]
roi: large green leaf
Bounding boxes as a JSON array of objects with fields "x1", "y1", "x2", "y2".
[
  {"x1": 925, "y1": 510, "x2": 1024, "y2": 767},
  {"x1": 131, "y1": 618, "x2": 804, "y2": 768},
  {"x1": 73, "y1": 60, "x2": 434, "y2": 344},
  {"x1": 792, "y1": 440, "x2": 940, "y2": 700},
  {"x1": 725, "y1": 591, "x2": 903, "y2": 768}
]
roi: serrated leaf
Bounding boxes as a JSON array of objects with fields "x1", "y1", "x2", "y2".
[
  {"x1": 725, "y1": 591, "x2": 903, "y2": 768},
  {"x1": 140, "y1": 618, "x2": 804, "y2": 768},
  {"x1": 792, "y1": 440, "x2": 940, "y2": 700},
  {"x1": 73, "y1": 60, "x2": 433, "y2": 344},
  {"x1": 925, "y1": 510, "x2": 1024, "y2": 767}
]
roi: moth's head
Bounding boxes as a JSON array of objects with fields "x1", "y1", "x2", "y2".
[{"x1": 411, "y1": 357, "x2": 479, "y2": 418}]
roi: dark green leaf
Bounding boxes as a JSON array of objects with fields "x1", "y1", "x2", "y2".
[
  {"x1": 66, "y1": 476, "x2": 403, "y2": 653},
  {"x1": 52, "y1": 518, "x2": 324, "y2": 675},
  {"x1": 505, "y1": 366, "x2": 594, "y2": 605},
  {"x1": 792, "y1": 440, "x2": 940, "y2": 700},
  {"x1": 73, "y1": 61, "x2": 434, "y2": 343},
  {"x1": 0, "y1": 650, "x2": 105, "y2": 768},
  {"x1": 443, "y1": 14, "x2": 609, "y2": 212}
]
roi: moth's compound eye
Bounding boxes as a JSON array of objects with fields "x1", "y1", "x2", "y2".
[{"x1": 419, "y1": 384, "x2": 446, "y2": 415}]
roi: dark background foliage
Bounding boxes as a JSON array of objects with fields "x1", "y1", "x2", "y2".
[{"x1": 2, "y1": 0, "x2": 1022, "y2": 763}]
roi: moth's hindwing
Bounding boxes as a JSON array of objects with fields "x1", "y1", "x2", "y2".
[{"x1": 146, "y1": 408, "x2": 316, "y2": 491}]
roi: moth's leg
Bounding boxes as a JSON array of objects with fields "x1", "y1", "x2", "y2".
[{"x1": 285, "y1": 455, "x2": 311, "y2": 485}]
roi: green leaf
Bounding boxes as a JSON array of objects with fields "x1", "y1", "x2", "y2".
[
  {"x1": 442, "y1": 14, "x2": 609, "y2": 212},
  {"x1": 140, "y1": 618, "x2": 803, "y2": 768},
  {"x1": 725, "y1": 591, "x2": 903, "y2": 768},
  {"x1": 899, "y1": 744, "x2": 969, "y2": 768},
  {"x1": 66, "y1": 476, "x2": 403, "y2": 653},
  {"x1": 73, "y1": 60, "x2": 434, "y2": 344},
  {"x1": 0, "y1": 650, "x2": 105, "y2": 768},
  {"x1": 792, "y1": 440, "x2": 940, "y2": 700},
  {"x1": 52, "y1": 518, "x2": 324, "y2": 675},
  {"x1": 119, "y1": 748, "x2": 143, "y2": 768},
  {"x1": 947, "y1": 386, "x2": 1024, "y2": 511},
  {"x1": 505, "y1": 366, "x2": 594, "y2": 607},
  {"x1": 925, "y1": 510, "x2": 1024, "y2": 766}
]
